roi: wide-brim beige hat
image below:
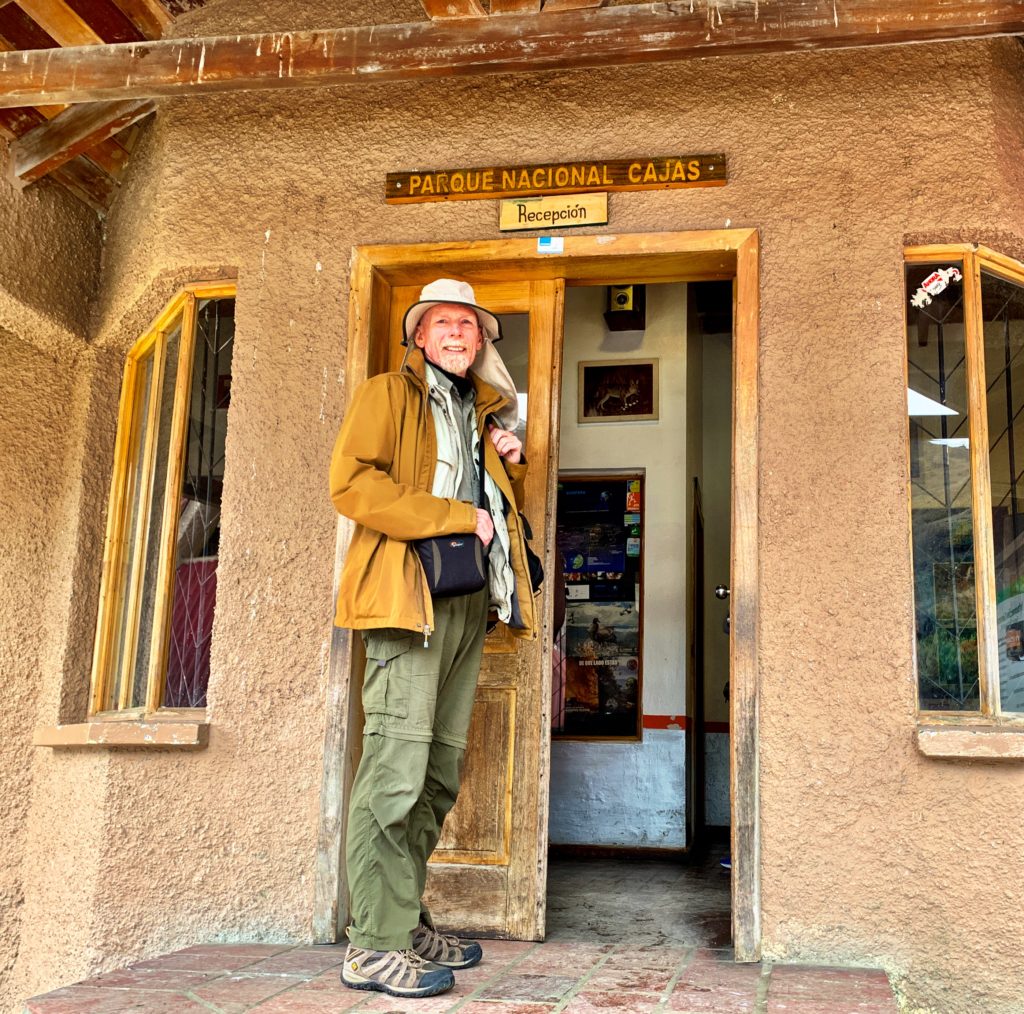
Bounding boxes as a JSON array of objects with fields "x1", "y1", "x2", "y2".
[
  {"x1": 401, "y1": 278, "x2": 502, "y2": 346},
  {"x1": 402, "y1": 278, "x2": 519, "y2": 431}
]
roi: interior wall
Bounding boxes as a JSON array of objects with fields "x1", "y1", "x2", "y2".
[
  {"x1": 550, "y1": 283, "x2": 690, "y2": 848},
  {"x1": 701, "y1": 331, "x2": 733, "y2": 827},
  {"x1": 5, "y1": 23, "x2": 1024, "y2": 1014}
]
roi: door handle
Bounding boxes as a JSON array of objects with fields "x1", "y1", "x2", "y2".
[{"x1": 715, "y1": 584, "x2": 730, "y2": 600}]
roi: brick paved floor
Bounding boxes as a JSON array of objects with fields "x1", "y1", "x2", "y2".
[
  {"x1": 23, "y1": 857, "x2": 898, "y2": 1013},
  {"x1": 23, "y1": 940, "x2": 898, "y2": 1013}
]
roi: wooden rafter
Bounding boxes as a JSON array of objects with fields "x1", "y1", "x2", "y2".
[
  {"x1": 9, "y1": 96, "x2": 152, "y2": 183},
  {"x1": 420, "y1": 0, "x2": 486, "y2": 17},
  {"x1": 490, "y1": 0, "x2": 542, "y2": 14},
  {"x1": 542, "y1": 0, "x2": 607, "y2": 11},
  {"x1": 109, "y1": 0, "x2": 171, "y2": 38},
  {"x1": 15, "y1": 0, "x2": 104, "y2": 46},
  {"x1": 2, "y1": 1, "x2": 1024, "y2": 107}
]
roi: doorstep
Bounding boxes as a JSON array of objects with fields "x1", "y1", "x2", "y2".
[{"x1": 23, "y1": 940, "x2": 899, "y2": 1013}]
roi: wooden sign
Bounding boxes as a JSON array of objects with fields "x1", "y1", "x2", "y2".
[
  {"x1": 386, "y1": 155, "x2": 726, "y2": 204},
  {"x1": 499, "y1": 193, "x2": 608, "y2": 232}
]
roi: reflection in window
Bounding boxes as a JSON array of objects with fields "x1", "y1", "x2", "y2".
[
  {"x1": 906, "y1": 261, "x2": 980, "y2": 711},
  {"x1": 982, "y1": 272, "x2": 1024, "y2": 713},
  {"x1": 164, "y1": 299, "x2": 235, "y2": 708},
  {"x1": 91, "y1": 288, "x2": 235, "y2": 715}
]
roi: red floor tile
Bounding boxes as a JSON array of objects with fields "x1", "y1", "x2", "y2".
[
  {"x1": 355, "y1": 990, "x2": 467, "y2": 1012},
  {"x1": 284, "y1": 967, "x2": 355, "y2": 995},
  {"x1": 665, "y1": 982, "x2": 758, "y2": 1012},
  {"x1": 562, "y1": 991, "x2": 665, "y2": 1012},
  {"x1": 457, "y1": 1004, "x2": 555, "y2": 1014},
  {"x1": 192, "y1": 970, "x2": 305, "y2": 1007},
  {"x1": 130, "y1": 945, "x2": 289, "y2": 973},
  {"x1": 248, "y1": 992, "x2": 370, "y2": 1013},
  {"x1": 72, "y1": 967, "x2": 220, "y2": 990},
  {"x1": 475, "y1": 940, "x2": 537, "y2": 959},
  {"x1": 23, "y1": 985, "x2": 215, "y2": 1013},
  {"x1": 583, "y1": 968, "x2": 674, "y2": 993},
  {"x1": 477, "y1": 972, "x2": 579, "y2": 1003},
  {"x1": 766, "y1": 1001, "x2": 898, "y2": 1014},
  {"x1": 243, "y1": 948, "x2": 348, "y2": 976}
]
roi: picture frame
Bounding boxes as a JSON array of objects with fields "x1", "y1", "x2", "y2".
[{"x1": 578, "y1": 358, "x2": 659, "y2": 423}]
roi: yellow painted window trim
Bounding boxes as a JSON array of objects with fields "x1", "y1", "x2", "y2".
[
  {"x1": 85, "y1": 280, "x2": 237, "y2": 724},
  {"x1": 905, "y1": 245, "x2": 1024, "y2": 724}
]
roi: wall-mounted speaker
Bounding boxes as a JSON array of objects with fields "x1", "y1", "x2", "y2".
[{"x1": 604, "y1": 284, "x2": 646, "y2": 331}]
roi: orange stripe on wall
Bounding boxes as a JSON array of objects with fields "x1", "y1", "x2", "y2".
[
  {"x1": 642, "y1": 715, "x2": 688, "y2": 730},
  {"x1": 641, "y1": 715, "x2": 731, "y2": 733}
]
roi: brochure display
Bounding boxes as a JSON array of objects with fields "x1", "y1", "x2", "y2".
[{"x1": 552, "y1": 474, "x2": 643, "y2": 739}]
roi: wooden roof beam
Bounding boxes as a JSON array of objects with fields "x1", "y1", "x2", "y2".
[
  {"x1": 9, "y1": 96, "x2": 152, "y2": 183},
  {"x1": 542, "y1": 0, "x2": 608, "y2": 11},
  {"x1": 490, "y1": 0, "x2": 542, "y2": 14},
  {"x1": 15, "y1": 0, "x2": 104, "y2": 46},
  {"x1": 2, "y1": 1, "x2": 1024, "y2": 108},
  {"x1": 419, "y1": 0, "x2": 486, "y2": 18},
  {"x1": 110, "y1": 0, "x2": 172, "y2": 37}
]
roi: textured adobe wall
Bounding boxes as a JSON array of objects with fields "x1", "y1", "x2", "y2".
[
  {"x1": 9, "y1": 18, "x2": 1024, "y2": 1013},
  {"x1": 0, "y1": 334, "x2": 99, "y2": 1013},
  {"x1": 0, "y1": 165, "x2": 102, "y2": 1013},
  {"x1": 0, "y1": 169, "x2": 101, "y2": 352}
]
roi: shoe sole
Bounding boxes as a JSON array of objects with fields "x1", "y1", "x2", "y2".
[
  {"x1": 426, "y1": 952, "x2": 482, "y2": 970},
  {"x1": 341, "y1": 972, "x2": 454, "y2": 997}
]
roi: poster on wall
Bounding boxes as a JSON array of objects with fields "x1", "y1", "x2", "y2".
[{"x1": 553, "y1": 475, "x2": 643, "y2": 738}]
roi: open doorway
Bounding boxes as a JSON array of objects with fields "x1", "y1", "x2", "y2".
[
  {"x1": 320, "y1": 231, "x2": 760, "y2": 961},
  {"x1": 545, "y1": 280, "x2": 734, "y2": 946}
]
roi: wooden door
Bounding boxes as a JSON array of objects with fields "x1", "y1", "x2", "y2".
[{"x1": 383, "y1": 278, "x2": 564, "y2": 940}]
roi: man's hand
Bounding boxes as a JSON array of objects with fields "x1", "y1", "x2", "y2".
[
  {"x1": 475, "y1": 508, "x2": 494, "y2": 547},
  {"x1": 488, "y1": 423, "x2": 523, "y2": 464}
]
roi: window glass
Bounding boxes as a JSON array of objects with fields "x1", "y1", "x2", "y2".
[
  {"x1": 906, "y1": 261, "x2": 980, "y2": 711},
  {"x1": 129, "y1": 321, "x2": 182, "y2": 708},
  {"x1": 981, "y1": 271, "x2": 1024, "y2": 714},
  {"x1": 108, "y1": 346, "x2": 157, "y2": 710},
  {"x1": 163, "y1": 298, "x2": 235, "y2": 708}
]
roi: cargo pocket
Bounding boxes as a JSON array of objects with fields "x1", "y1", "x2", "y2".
[{"x1": 361, "y1": 630, "x2": 413, "y2": 719}]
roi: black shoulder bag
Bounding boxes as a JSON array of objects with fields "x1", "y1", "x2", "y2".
[{"x1": 413, "y1": 431, "x2": 489, "y2": 599}]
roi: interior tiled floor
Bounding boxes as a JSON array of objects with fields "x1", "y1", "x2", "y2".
[{"x1": 24, "y1": 858, "x2": 897, "y2": 1013}]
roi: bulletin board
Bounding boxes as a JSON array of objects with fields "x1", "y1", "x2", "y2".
[{"x1": 552, "y1": 473, "x2": 644, "y2": 740}]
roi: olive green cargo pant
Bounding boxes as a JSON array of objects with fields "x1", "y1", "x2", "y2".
[{"x1": 345, "y1": 587, "x2": 489, "y2": 951}]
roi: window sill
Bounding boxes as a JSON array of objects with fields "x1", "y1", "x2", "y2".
[
  {"x1": 916, "y1": 724, "x2": 1024, "y2": 761},
  {"x1": 34, "y1": 719, "x2": 209, "y2": 749}
]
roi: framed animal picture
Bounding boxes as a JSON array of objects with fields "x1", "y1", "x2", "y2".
[{"x1": 578, "y1": 358, "x2": 659, "y2": 423}]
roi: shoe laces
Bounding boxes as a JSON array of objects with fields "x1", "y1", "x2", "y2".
[{"x1": 416, "y1": 924, "x2": 462, "y2": 961}]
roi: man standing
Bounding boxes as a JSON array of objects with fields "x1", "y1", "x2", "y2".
[{"x1": 329, "y1": 279, "x2": 538, "y2": 998}]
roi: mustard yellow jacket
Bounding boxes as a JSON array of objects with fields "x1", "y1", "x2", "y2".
[{"x1": 329, "y1": 347, "x2": 538, "y2": 641}]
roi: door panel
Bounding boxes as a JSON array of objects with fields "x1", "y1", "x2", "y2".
[{"x1": 379, "y1": 279, "x2": 564, "y2": 940}]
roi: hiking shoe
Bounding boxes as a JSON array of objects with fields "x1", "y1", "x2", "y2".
[
  {"x1": 412, "y1": 922, "x2": 483, "y2": 969},
  {"x1": 341, "y1": 945, "x2": 454, "y2": 996}
]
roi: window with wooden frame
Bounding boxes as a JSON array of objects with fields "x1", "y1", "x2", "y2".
[
  {"x1": 906, "y1": 246, "x2": 1024, "y2": 721},
  {"x1": 90, "y1": 283, "x2": 236, "y2": 718}
]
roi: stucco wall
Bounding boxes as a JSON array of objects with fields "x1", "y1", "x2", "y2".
[
  {"x1": 0, "y1": 165, "x2": 101, "y2": 352},
  {"x1": 5, "y1": 19, "x2": 1024, "y2": 1013},
  {"x1": 0, "y1": 161, "x2": 101, "y2": 1013},
  {"x1": 0, "y1": 334, "x2": 96, "y2": 1012}
]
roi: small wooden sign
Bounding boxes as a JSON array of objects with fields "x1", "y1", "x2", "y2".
[
  {"x1": 499, "y1": 193, "x2": 608, "y2": 232},
  {"x1": 386, "y1": 154, "x2": 726, "y2": 204}
]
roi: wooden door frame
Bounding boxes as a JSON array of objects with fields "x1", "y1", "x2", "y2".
[{"x1": 315, "y1": 228, "x2": 761, "y2": 962}]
